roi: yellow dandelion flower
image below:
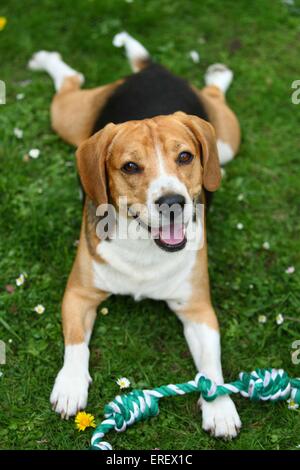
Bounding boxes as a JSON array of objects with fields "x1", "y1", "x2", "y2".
[
  {"x1": 0, "y1": 17, "x2": 7, "y2": 31},
  {"x1": 75, "y1": 411, "x2": 96, "y2": 431}
]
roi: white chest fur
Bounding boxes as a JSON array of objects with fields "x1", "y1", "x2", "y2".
[{"x1": 93, "y1": 223, "x2": 201, "y2": 303}]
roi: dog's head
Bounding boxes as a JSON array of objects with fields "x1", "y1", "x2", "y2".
[{"x1": 76, "y1": 112, "x2": 221, "y2": 252}]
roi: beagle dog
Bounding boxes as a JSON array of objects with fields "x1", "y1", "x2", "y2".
[{"x1": 28, "y1": 32, "x2": 241, "y2": 439}]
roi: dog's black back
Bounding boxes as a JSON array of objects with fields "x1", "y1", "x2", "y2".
[{"x1": 93, "y1": 63, "x2": 208, "y2": 132}]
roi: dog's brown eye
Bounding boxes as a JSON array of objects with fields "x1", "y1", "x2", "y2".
[
  {"x1": 121, "y1": 161, "x2": 142, "y2": 174},
  {"x1": 177, "y1": 151, "x2": 194, "y2": 165}
]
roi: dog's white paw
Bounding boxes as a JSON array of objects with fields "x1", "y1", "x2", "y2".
[
  {"x1": 28, "y1": 50, "x2": 85, "y2": 91},
  {"x1": 204, "y1": 63, "x2": 233, "y2": 93},
  {"x1": 200, "y1": 395, "x2": 241, "y2": 439},
  {"x1": 50, "y1": 367, "x2": 91, "y2": 419},
  {"x1": 28, "y1": 51, "x2": 62, "y2": 71}
]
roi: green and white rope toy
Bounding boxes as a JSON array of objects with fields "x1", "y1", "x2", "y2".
[{"x1": 91, "y1": 368, "x2": 300, "y2": 450}]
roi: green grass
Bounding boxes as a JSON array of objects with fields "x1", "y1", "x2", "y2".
[{"x1": 0, "y1": 0, "x2": 300, "y2": 451}]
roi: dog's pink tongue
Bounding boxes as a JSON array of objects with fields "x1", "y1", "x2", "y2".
[{"x1": 159, "y1": 224, "x2": 185, "y2": 245}]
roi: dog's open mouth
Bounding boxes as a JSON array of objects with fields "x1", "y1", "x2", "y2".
[
  {"x1": 151, "y1": 223, "x2": 187, "y2": 252},
  {"x1": 129, "y1": 211, "x2": 187, "y2": 252}
]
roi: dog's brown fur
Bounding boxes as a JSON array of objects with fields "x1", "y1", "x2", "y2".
[{"x1": 50, "y1": 69, "x2": 240, "y2": 351}]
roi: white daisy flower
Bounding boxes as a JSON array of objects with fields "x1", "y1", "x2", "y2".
[
  {"x1": 237, "y1": 193, "x2": 244, "y2": 201},
  {"x1": 276, "y1": 313, "x2": 284, "y2": 325},
  {"x1": 236, "y1": 223, "x2": 244, "y2": 230},
  {"x1": 258, "y1": 315, "x2": 267, "y2": 324},
  {"x1": 34, "y1": 304, "x2": 45, "y2": 315},
  {"x1": 0, "y1": 371, "x2": 3, "y2": 378},
  {"x1": 287, "y1": 398, "x2": 299, "y2": 410},
  {"x1": 249, "y1": 284, "x2": 254, "y2": 289},
  {"x1": 285, "y1": 266, "x2": 295, "y2": 274},
  {"x1": 16, "y1": 273, "x2": 26, "y2": 286},
  {"x1": 189, "y1": 50, "x2": 200, "y2": 63},
  {"x1": 29, "y1": 148, "x2": 40, "y2": 159},
  {"x1": 8, "y1": 339, "x2": 13, "y2": 344},
  {"x1": 13, "y1": 127, "x2": 23, "y2": 139},
  {"x1": 16, "y1": 93, "x2": 25, "y2": 100},
  {"x1": 100, "y1": 307, "x2": 109, "y2": 316},
  {"x1": 116, "y1": 377, "x2": 131, "y2": 389},
  {"x1": 262, "y1": 241, "x2": 270, "y2": 250}
]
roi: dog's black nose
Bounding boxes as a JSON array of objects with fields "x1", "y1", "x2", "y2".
[{"x1": 155, "y1": 193, "x2": 186, "y2": 216}]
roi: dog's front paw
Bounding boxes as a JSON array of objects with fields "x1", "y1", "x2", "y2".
[
  {"x1": 200, "y1": 395, "x2": 241, "y2": 439},
  {"x1": 50, "y1": 367, "x2": 91, "y2": 419}
]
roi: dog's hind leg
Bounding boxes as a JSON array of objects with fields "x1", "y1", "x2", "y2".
[
  {"x1": 194, "y1": 64, "x2": 241, "y2": 166},
  {"x1": 204, "y1": 63, "x2": 234, "y2": 95},
  {"x1": 28, "y1": 50, "x2": 85, "y2": 92},
  {"x1": 28, "y1": 51, "x2": 122, "y2": 146},
  {"x1": 113, "y1": 31, "x2": 151, "y2": 72}
]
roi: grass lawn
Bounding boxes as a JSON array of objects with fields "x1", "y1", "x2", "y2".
[{"x1": 1, "y1": 0, "x2": 300, "y2": 451}]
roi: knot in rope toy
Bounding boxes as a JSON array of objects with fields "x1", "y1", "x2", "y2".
[{"x1": 91, "y1": 368, "x2": 300, "y2": 450}]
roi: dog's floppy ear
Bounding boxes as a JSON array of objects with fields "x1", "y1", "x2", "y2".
[
  {"x1": 173, "y1": 111, "x2": 221, "y2": 191},
  {"x1": 76, "y1": 123, "x2": 117, "y2": 206}
]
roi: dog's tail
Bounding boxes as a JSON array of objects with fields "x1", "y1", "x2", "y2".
[{"x1": 113, "y1": 31, "x2": 151, "y2": 73}]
